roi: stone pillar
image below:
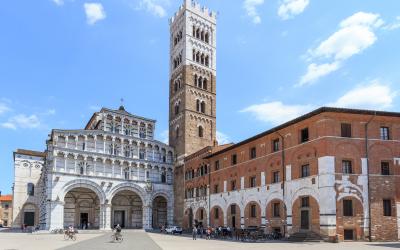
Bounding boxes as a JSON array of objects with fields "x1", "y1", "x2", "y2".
[
  {"x1": 261, "y1": 206, "x2": 266, "y2": 227},
  {"x1": 240, "y1": 207, "x2": 245, "y2": 228},
  {"x1": 167, "y1": 200, "x2": 174, "y2": 226},
  {"x1": 100, "y1": 204, "x2": 112, "y2": 230},
  {"x1": 48, "y1": 200, "x2": 64, "y2": 230},
  {"x1": 142, "y1": 205, "x2": 152, "y2": 229},
  {"x1": 318, "y1": 156, "x2": 337, "y2": 238},
  {"x1": 361, "y1": 158, "x2": 370, "y2": 238}
]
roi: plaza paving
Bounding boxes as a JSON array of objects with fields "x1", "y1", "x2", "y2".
[{"x1": 0, "y1": 230, "x2": 399, "y2": 250}]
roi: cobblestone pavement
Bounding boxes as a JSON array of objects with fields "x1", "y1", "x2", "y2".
[{"x1": 1, "y1": 231, "x2": 400, "y2": 250}]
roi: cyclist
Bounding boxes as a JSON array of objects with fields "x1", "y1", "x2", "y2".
[{"x1": 114, "y1": 224, "x2": 122, "y2": 240}]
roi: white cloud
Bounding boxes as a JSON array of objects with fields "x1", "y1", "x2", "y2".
[
  {"x1": 241, "y1": 101, "x2": 314, "y2": 125},
  {"x1": 299, "y1": 12, "x2": 384, "y2": 86},
  {"x1": 216, "y1": 131, "x2": 230, "y2": 145},
  {"x1": 299, "y1": 62, "x2": 340, "y2": 86},
  {"x1": 243, "y1": 0, "x2": 264, "y2": 24},
  {"x1": 329, "y1": 81, "x2": 397, "y2": 110},
  {"x1": 52, "y1": 0, "x2": 64, "y2": 6},
  {"x1": 84, "y1": 3, "x2": 106, "y2": 25},
  {"x1": 278, "y1": 0, "x2": 309, "y2": 20},
  {"x1": 138, "y1": 0, "x2": 168, "y2": 18},
  {"x1": 1, "y1": 114, "x2": 41, "y2": 130},
  {"x1": 0, "y1": 102, "x2": 11, "y2": 115},
  {"x1": 384, "y1": 16, "x2": 400, "y2": 30}
]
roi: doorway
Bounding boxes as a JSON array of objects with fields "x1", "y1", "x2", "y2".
[
  {"x1": 231, "y1": 216, "x2": 236, "y2": 228},
  {"x1": 300, "y1": 210, "x2": 309, "y2": 230},
  {"x1": 114, "y1": 210, "x2": 125, "y2": 228},
  {"x1": 80, "y1": 213, "x2": 88, "y2": 229},
  {"x1": 344, "y1": 229, "x2": 354, "y2": 240},
  {"x1": 24, "y1": 212, "x2": 35, "y2": 226}
]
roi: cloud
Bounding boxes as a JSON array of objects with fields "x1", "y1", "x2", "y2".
[
  {"x1": 0, "y1": 102, "x2": 11, "y2": 115},
  {"x1": 52, "y1": 0, "x2": 64, "y2": 6},
  {"x1": 138, "y1": 0, "x2": 169, "y2": 18},
  {"x1": 278, "y1": 0, "x2": 309, "y2": 20},
  {"x1": 243, "y1": 0, "x2": 264, "y2": 24},
  {"x1": 216, "y1": 131, "x2": 230, "y2": 144},
  {"x1": 384, "y1": 16, "x2": 400, "y2": 30},
  {"x1": 84, "y1": 3, "x2": 106, "y2": 25},
  {"x1": 299, "y1": 12, "x2": 384, "y2": 86},
  {"x1": 1, "y1": 114, "x2": 41, "y2": 130},
  {"x1": 329, "y1": 80, "x2": 397, "y2": 110},
  {"x1": 241, "y1": 101, "x2": 314, "y2": 125}
]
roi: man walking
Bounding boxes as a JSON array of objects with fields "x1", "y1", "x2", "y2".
[{"x1": 192, "y1": 226, "x2": 197, "y2": 240}]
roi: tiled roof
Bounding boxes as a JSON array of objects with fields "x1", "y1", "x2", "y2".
[
  {"x1": 0, "y1": 195, "x2": 12, "y2": 202},
  {"x1": 14, "y1": 149, "x2": 46, "y2": 158}
]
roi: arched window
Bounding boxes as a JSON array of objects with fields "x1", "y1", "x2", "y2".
[
  {"x1": 198, "y1": 126, "x2": 204, "y2": 138},
  {"x1": 196, "y1": 100, "x2": 200, "y2": 112},
  {"x1": 201, "y1": 101, "x2": 205, "y2": 113},
  {"x1": 124, "y1": 167, "x2": 130, "y2": 180},
  {"x1": 205, "y1": 32, "x2": 209, "y2": 43},
  {"x1": 176, "y1": 127, "x2": 180, "y2": 139},
  {"x1": 193, "y1": 25, "x2": 196, "y2": 37},
  {"x1": 192, "y1": 49, "x2": 196, "y2": 61},
  {"x1": 203, "y1": 78, "x2": 207, "y2": 90},
  {"x1": 196, "y1": 52, "x2": 200, "y2": 63},
  {"x1": 201, "y1": 54, "x2": 205, "y2": 64},
  {"x1": 174, "y1": 102, "x2": 180, "y2": 115},
  {"x1": 139, "y1": 148, "x2": 146, "y2": 160},
  {"x1": 201, "y1": 30, "x2": 204, "y2": 41},
  {"x1": 205, "y1": 55, "x2": 209, "y2": 67},
  {"x1": 198, "y1": 76, "x2": 203, "y2": 88},
  {"x1": 161, "y1": 172, "x2": 166, "y2": 183},
  {"x1": 174, "y1": 81, "x2": 178, "y2": 92},
  {"x1": 196, "y1": 28, "x2": 200, "y2": 39},
  {"x1": 27, "y1": 183, "x2": 34, "y2": 196},
  {"x1": 194, "y1": 74, "x2": 198, "y2": 86}
]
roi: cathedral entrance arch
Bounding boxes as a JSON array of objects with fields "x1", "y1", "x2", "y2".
[{"x1": 111, "y1": 190, "x2": 143, "y2": 229}]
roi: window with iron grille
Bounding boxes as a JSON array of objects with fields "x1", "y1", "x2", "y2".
[
  {"x1": 343, "y1": 200, "x2": 353, "y2": 216},
  {"x1": 342, "y1": 160, "x2": 353, "y2": 174},
  {"x1": 341, "y1": 123, "x2": 352, "y2": 137}
]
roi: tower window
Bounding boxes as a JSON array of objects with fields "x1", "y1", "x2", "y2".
[
  {"x1": 381, "y1": 162, "x2": 390, "y2": 175},
  {"x1": 205, "y1": 55, "x2": 209, "y2": 67},
  {"x1": 175, "y1": 127, "x2": 179, "y2": 139},
  {"x1": 383, "y1": 199, "x2": 392, "y2": 216},
  {"x1": 200, "y1": 101, "x2": 205, "y2": 113},
  {"x1": 203, "y1": 78, "x2": 207, "y2": 90},
  {"x1": 205, "y1": 32, "x2": 209, "y2": 43},
  {"x1": 27, "y1": 183, "x2": 35, "y2": 196},
  {"x1": 198, "y1": 126, "x2": 204, "y2": 138}
]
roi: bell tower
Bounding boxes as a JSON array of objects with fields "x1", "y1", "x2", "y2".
[{"x1": 168, "y1": 0, "x2": 217, "y2": 163}]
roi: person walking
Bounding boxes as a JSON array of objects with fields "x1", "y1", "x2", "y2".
[{"x1": 192, "y1": 226, "x2": 197, "y2": 240}]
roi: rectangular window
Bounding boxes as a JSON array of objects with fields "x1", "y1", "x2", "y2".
[
  {"x1": 231, "y1": 180, "x2": 236, "y2": 191},
  {"x1": 341, "y1": 123, "x2": 352, "y2": 138},
  {"x1": 231, "y1": 154, "x2": 237, "y2": 165},
  {"x1": 250, "y1": 147, "x2": 257, "y2": 159},
  {"x1": 214, "y1": 184, "x2": 219, "y2": 194},
  {"x1": 342, "y1": 160, "x2": 353, "y2": 174},
  {"x1": 272, "y1": 139, "x2": 280, "y2": 152},
  {"x1": 250, "y1": 176, "x2": 256, "y2": 188},
  {"x1": 381, "y1": 162, "x2": 390, "y2": 175},
  {"x1": 380, "y1": 127, "x2": 390, "y2": 140},
  {"x1": 215, "y1": 207, "x2": 219, "y2": 219},
  {"x1": 301, "y1": 164, "x2": 310, "y2": 178},
  {"x1": 250, "y1": 204, "x2": 257, "y2": 218},
  {"x1": 272, "y1": 171, "x2": 280, "y2": 183},
  {"x1": 200, "y1": 209, "x2": 204, "y2": 220},
  {"x1": 383, "y1": 199, "x2": 392, "y2": 216},
  {"x1": 300, "y1": 128, "x2": 309, "y2": 143},
  {"x1": 215, "y1": 160, "x2": 220, "y2": 171},
  {"x1": 343, "y1": 200, "x2": 353, "y2": 216},
  {"x1": 273, "y1": 203, "x2": 280, "y2": 217},
  {"x1": 301, "y1": 197, "x2": 309, "y2": 208},
  {"x1": 231, "y1": 204, "x2": 236, "y2": 215}
]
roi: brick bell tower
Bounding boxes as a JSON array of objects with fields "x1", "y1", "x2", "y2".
[{"x1": 169, "y1": 0, "x2": 217, "y2": 226}]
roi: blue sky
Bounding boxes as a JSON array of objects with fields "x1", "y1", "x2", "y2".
[{"x1": 0, "y1": 0, "x2": 399, "y2": 194}]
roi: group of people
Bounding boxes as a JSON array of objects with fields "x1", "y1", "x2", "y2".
[{"x1": 192, "y1": 226, "x2": 233, "y2": 240}]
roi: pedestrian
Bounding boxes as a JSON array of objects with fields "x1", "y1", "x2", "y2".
[{"x1": 192, "y1": 226, "x2": 197, "y2": 240}]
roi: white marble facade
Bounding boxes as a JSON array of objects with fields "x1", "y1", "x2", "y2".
[{"x1": 14, "y1": 107, "x2": 174, "y2": 231}]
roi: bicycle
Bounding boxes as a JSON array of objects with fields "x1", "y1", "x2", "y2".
[
  {"x1": 110, "y1": 232, "x2": 123, "y2": 243},
  {"x1": 64, "y1": 230, "x2": 77, "y2": 241}
]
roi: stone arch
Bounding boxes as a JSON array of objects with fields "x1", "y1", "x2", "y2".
[
  {"x1": 244, "y1": 201, "x2": 261, "y2": 227},
  {"x1": 194, "y1": 207, "x2": 208, "y2": 227},
  {"x1": 210, "y1": 205, "x2": 224, "y2": 227},
  {"x1": 60, "y1": 179, "x2": 106, "y2": 204},
  {"x1": 336, "y1": 196, "x2": 365, "y2": 240},
  {"x1": 266, "y1": 198, "x2": 285, "y2": 233},
  {"x1": 226, "y1": 203, "x2": 241, "y2": 228},
  {"x1": 152, "y1": 195, "x2": 168, "y2": 228},
  {"x1": 108, "y1": 182, "x2": 146, "y2": 205},
  {"x1": 291, "y1": 195, "x2": 320, "y2": 234},
  {"x1": 20, "y1": 202, "x2": 39, "y2": 227},
  {"x1": 183, "y1": 207, "x2": 194, "y2": 229}
]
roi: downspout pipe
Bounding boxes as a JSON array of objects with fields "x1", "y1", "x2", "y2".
[
  {"x1": 277, "y1": 131, "x2": 286, "y2": 238},
  {"x1": 365, "y1": 112, "x2": 376, "y2": 242}
]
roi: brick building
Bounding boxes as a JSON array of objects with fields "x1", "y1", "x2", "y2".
[
  {"x1": 0, "y1": 195, "x2": 13, "y2": 227},
  {"x1": 181, "y1": 107, "x2": 400, "y2": 241}
]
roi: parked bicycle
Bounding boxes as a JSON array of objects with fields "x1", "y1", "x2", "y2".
[
  {"x1": 110, "y1": 230, "x2": 123, "y2": 243},
  {"x1": 64, "y1": 230, "x2": 77, "y2": 241}
]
